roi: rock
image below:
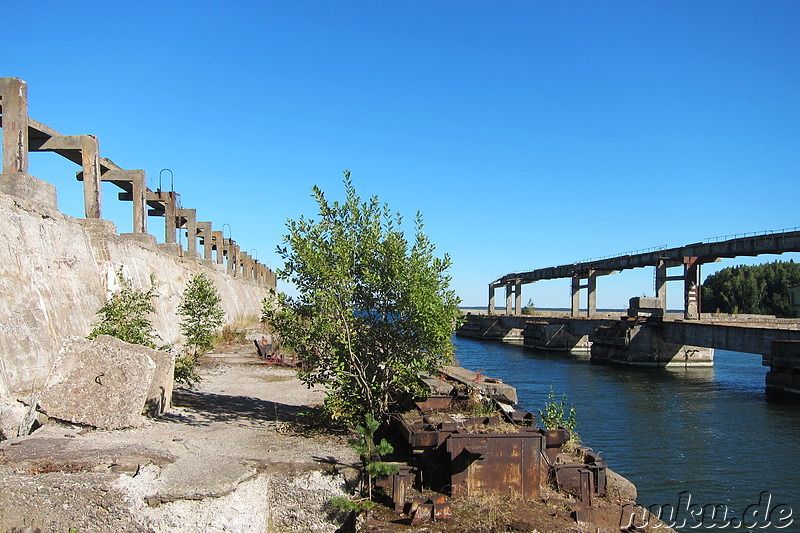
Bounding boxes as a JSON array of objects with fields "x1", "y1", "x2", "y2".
[
  {"x1": 605, "y1": 468, "x2": 637, "y2": 502},
  {"x1": 144, "y1": 348, "x2": 175, "y2": 417},
  {"x1": 39, "y1": 336, "x2": 158, "y2": 429},
  {"x1": 0, "y1": 396, "x2": 26, "y2": 440}
]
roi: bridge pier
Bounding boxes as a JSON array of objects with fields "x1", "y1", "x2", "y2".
[{"x1": 764, "y1": 341, "x2": 800, "y2": 398}]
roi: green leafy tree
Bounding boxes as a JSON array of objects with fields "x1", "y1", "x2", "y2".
[
  {"x1": 702, "y1": 260, "x2": 800, "y2": 317},
  {"x1": 89, "y1": 269, "x2": 158, "y2": 348},
  {"x1": 263, "y1": 171, "x2": 462, "y2": 426},
  {"x1": 178, "y1": 272, "x2": 226, "y2": 356}
]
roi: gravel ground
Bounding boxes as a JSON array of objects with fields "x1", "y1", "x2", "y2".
[{"x1": 0, "y1": 342, "x2": 359, "y2": 533}]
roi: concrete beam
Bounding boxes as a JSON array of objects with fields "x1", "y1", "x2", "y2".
[{"x1": 0, "y1": 78, "x2": 29, "y2": 174}]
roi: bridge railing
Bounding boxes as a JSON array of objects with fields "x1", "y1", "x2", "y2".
[{"x1": 702, "y1": 226, "x2": 800, "y2": 244}]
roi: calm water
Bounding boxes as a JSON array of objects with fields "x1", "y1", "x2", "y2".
[{"x1": 453, "y1": 336, "x2": 800, "y2": 532}]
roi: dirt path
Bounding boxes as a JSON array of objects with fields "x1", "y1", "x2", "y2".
[{"x1": 0, "y1": 342, "x2": 359, "y2": 532}]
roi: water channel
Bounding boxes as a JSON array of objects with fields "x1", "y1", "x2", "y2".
[{"x1": 452, "y1": 335, "x2": 800, "y2": 532}]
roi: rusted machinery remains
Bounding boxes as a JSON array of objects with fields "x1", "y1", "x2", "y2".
[{"x1": 381, "y1": 368, "x2": 610, "y2": 524}]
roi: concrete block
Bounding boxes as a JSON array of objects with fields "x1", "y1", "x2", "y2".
[
  {"x1": 120, "y1": 232, "x2": 157, "y2": 246},
  {"x1": 145, "y1": 348, "x2": 175, "y2": 417},
  {"x1": 629, "y1": 297, "x2": 662, "y2": 310},
  {"x1": 157, "y1": 243, "x2": 183, "y2": 257},
  {"x1": 39, "y1": 336, "x2": 156, "y2": 429},
  {"x1": 0, "y1": 173, "x2": 57, "y2": 210},
  {"x1": 440, "y1": 365, "x2": 517, "y2": 404}
]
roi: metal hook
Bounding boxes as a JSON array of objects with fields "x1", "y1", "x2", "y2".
[
  {"x1": 250, "y1": 249, "x2": 258, "y2": 261},
  {"x1": 222, "y1": 223, "x2": 231, "y2": 242}
]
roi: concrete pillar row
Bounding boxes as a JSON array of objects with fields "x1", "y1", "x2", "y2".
[{"x1": 0, "y1": 77, "x2": 29, "y2": 174}]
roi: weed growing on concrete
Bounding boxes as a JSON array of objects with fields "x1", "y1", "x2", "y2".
[{"x1": 89, "y1": 269, "x2": 158, "y2": 348}]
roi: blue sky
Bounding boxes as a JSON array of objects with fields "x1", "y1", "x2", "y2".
[{"x1": 7, "y1": 1, "x2": 800, "y2": 308}]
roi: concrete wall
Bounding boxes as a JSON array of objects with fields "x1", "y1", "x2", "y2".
[{"x1": 0, "y1": 187, "x2": 268, "y2": 401}]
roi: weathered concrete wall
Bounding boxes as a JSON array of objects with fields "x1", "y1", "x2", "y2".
[{"x1": 0, "y1": 189, "x2": 268, "y2": 401}]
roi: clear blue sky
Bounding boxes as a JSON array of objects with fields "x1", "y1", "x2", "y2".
[{"x1": 7, "y1": 1, "x2": 800, "y2": 308}]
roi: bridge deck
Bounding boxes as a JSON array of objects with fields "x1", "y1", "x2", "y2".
[{"x1": 493, "y1": 229, "x2": 800, "y2": 287}]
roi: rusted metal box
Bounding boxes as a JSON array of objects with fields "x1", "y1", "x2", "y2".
[{"x1": 446, "y1": 432, "x2": 546, "y2": 500}]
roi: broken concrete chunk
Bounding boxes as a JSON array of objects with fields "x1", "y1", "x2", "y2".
[
  {"x1": 144, "y1": 348, "x2": 175, "y2": 417},
  {"x1": 39, "y1": 336, "x2": 160, "y2": 429},
  {"x1": 440, "y1": 365, "x2": 518, "y2": 404}
]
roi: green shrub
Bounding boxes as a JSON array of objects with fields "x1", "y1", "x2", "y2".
[
  {"x1": 89, "y1": 269, "x2": 158, "y2": 348},
  {"x1": 178, "y1": 272, "x2": 225, "y2": 356}
]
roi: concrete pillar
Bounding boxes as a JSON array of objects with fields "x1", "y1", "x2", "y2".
[
  {"x1": 513, "y1": 283, "x2": 522, "y2": 315},
  {"x1": 178, "y1": 209, "x2": 197, "y2": 254},
  {"x1": 163, "y1": 192, "x2": 177, "y2": 244},
  {"x1": 488, "y1": 285, "x2": 496, "y2": 315},
  {"x1": 197, "y1": 222, "x2": 213, "y2": 260},
  {"x1": 105, "y1": 169, "x2": 147, "y2": 233},
  {"x1": 684, "y1": 257, "x2": 700, "y2": 320},
  {"x1": 587, "y1": 271, "x2": 597, "y2": 317},
  {"x1": 212, "y1": 231, "x2": 224, "y2": 264},
  {"x1": 656, "y1": 260, "x2": 668, "y2": 313},
  {"x1": 505, "y1": 284, "x2": 513, "y2": 315},
  {"x1": 571, "y1": 276, "x2": 581, "y2": 317},
  {"x1": 0, "y1": 78, "x2": 29, "y2": 174}
]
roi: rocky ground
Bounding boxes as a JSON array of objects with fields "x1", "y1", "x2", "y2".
[
  {"x1": 0, "y1": 337, "x2": 675, "y2": 533},
  {"x1": 0, "y1": 341, "x2": 359, "y2": 532}
]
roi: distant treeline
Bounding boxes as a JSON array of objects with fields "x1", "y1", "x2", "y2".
[{"x1": 702, "y1": 260, "x2": 800, "y2": 317}]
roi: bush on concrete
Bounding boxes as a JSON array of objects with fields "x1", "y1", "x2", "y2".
[{"x1": 88, "y1": 269, "x2": 158, "y2": 348}]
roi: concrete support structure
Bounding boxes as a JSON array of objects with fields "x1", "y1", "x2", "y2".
[
  {"x1": 32, "y1": 135, "x2": 102, "y2": 219},
  {"x1": 514, "y1": 282, "x2": 522, "y2": 315},
  {"x1": 488, "y1": 285, "x2": 496, "y2": 315},
  {"x1": 105, "y1": 169, "x2": 147, "y2": 233},
  {"x1": 212, "y1": 231, "x2": 224, "y2": 264},
  {"x1": 0, "y1": 78, "x2": 29, "y2": 174},
  {"x1": 684, "y1": 257, "x2": 700, "y2": 320},
  {"x1": 146, "y1": 191, "x2": 178, "y2": 244},
  {"x1": 196, "y1": 221, "x2": 213, "y2": 261},
  {"x1": 505, "y1": 284, "x2": 513, "y2": 314},
  {"x1": 177, "y1": 208, "x2": 197, "y2": 255}
]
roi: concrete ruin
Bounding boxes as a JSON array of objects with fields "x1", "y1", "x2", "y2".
[{"x1": 0, "y1": 77, "x2": 276, "y2": 436}]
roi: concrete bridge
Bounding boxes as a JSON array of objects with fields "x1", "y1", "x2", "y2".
[
  {"x1": 0, "y1": 77, "x2": 275, "y2": 286},
  {"x1": 490, "y1": 229, "x2": 800, "y2": 319},
  {"x1": 458, "y1": 312, "x2": 800, "y2": 398}
]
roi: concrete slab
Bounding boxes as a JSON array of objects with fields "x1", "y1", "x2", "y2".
[
  {"x1": 440, "y1": 365, "x2": 518, "y2": 404},
  {"x1": 39, "y1": 336, "x2": 156, "y2": 429}
]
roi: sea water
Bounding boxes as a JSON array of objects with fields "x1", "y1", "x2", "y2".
[{"x1": 453, "y1": 336, "x2": 800, "y2": 532}]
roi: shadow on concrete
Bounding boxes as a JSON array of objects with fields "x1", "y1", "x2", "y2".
[{"x1": 165, "y1": 388, "x2": 307, "y2": 426}]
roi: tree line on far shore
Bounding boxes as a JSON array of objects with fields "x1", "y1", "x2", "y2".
[{"x1": 702, "y1": 260, "x2": 800, "y2": 317}]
